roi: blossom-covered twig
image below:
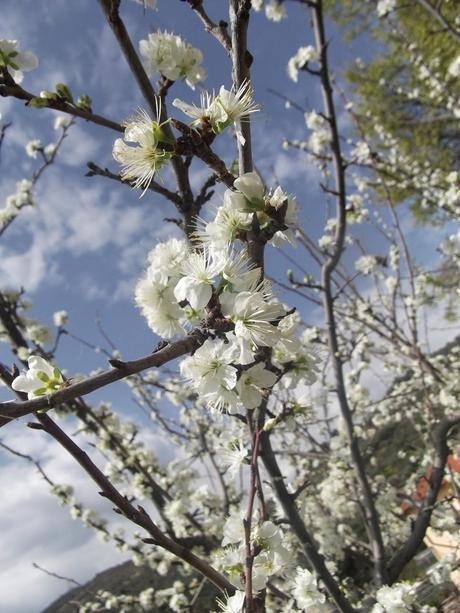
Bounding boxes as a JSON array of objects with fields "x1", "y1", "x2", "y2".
[{"x1": 97, "y1": 0, "x2": 195, "y2": 224}]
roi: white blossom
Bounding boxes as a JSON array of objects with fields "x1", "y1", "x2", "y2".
[
  {"x1": 355, "y1": 255, "x2": 379, "y2": 275},
  {"x1": 180, "y1": 339, "x2": 238, "y2": 412},
  {"x1": 25, "y1": 139, "x2": 42, "y2": 158},
  {"x1": 293, "y1": 567, "x2": 326, "y2": 610},
  {"x1": 236, "y1": 362, "x2": 277, "y2": 409},
  {"x1": 173, "y1": 82, "x2": 260, "y2": 144},
  {"x1": 216, "y1": 590, "x2": 245, "y2": 613},
  {"x1": 139, "y1": 30, "x2": 205, "y2": 88},
  {"x1": 53, "y1": 310, "x2": 68, "y2": 327},
  {"x1": 0, "y1": 39, "x2": 38, "y2": 82},
  {"x1": 113, "y1": 103, "x2": 173, "y2": 192},
  {"x1": 287, "y1": 46, "x2": 318, "y2": 82},
  {"x1": 377, "y1": 0, "x2": 396, "y2": 17},
  {"x1": 12, "y1": 356, "x2": 64, "y2": 399},
  {"x1": 448, "y1": 55, "x2": 460, "y2": 78},
  {"x1": 54, "y1": 115, "x2": 73, "y2": 130},
  {"x1": 225, "y1": 289, "x2": 284, "y2": 348},
  {"x1": 265, "y1": 0, "x2": 286, "y2": 22},
  {"x1": 372, "y1": 583, "x2": 416, "y2": 612},
  {"x1": 174, "y1": 249, "x2": 222, "y2": 310}
]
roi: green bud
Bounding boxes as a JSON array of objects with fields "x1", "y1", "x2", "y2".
[
  {"x1": 29, "y1": 97, "x2": 50, "y2": 108},
  {"x1": 76, "y1": 94, "x2": 92, "y2": 110},
  {"x1": 39, "y1": 90, "x2": 56, "y2": 100},
  {"x1": 263, "y1": 417, "x2": 277, "y2": 432},
  {"x1": 55, "y1": 83, "x2": 73, "y2": 103}
]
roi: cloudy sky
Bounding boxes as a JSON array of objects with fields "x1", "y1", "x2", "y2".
[{"x1": 0, "y1": 1, "x2": 454, "y2": 611}]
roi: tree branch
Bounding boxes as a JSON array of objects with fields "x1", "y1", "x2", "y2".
[
  {"x1": 86, "y1": 161, "x2": 183, "y2": 206},
  {"x1": 260, "y1": 429, "x2": 355, "y2": 613},
  {"x1": 310, "y1": 0, "x2": 386, "y2": 584},
  {"x1": 0, "y1": 82, "x2": 123, "y2": 132},
  {"x1": 229, "y1": 0, "x2": 253, "y2": 175},
  {"x1": 186, "y1": 0, "x2": 232, "y2": 53},
  {"x1": 0, "y1": 328, "x2": 206, "y2": 426},
  {"x1": 387, "y1": 415, "x2": 460, "y2": 583},
  {"x1": 34, "y1": 412, "x2": 234, "y2": 594},
  {"x1": 415, "y1": 0, "x2": 460, "y2": 45}
]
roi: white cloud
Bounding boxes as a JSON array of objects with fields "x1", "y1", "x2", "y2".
[
  {"x1": 0, "y1": 176, "x2": 156, "y2": 292},
  {"x1": 0, "y1": 420, "x2": 131, "y2": 613}
]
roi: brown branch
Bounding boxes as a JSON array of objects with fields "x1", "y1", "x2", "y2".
[
  {"x1": 186, "y1": 0, "x2": 232, "y2": 53},
  {"x1": 0, "y1": 328, "x2": 206, "y2": 426},
  {"x1": 97, "y1": 0, "x2": 195, "y2": 231},
  {"x1": 229, "y1": 0, "x2": 253, "y2": 175},
  {"x1": 387, "y1": 415, "x2": 460, "y2": 583},
  {"x1": 260, "y1": 429, "x2": 355, "y2": 612},
  {"x1": 86, "y1": 161, "x2": 183, "y2": 206},
  {"x1": 243, "y1": 422, "x2": 261, "y2": 613},
  {"x1": 415, "y1": 0, "x2": 460, "y2": 45},
  {"x1": 0, "y1": 83, "x2": 123, "y2": 132},
  {"x1": 310, "y1": 0, "x2": 386, "y2": 584},
  {"x1": 32, "y1": 562, "x2": 82, "y2": 587},
  {"x1": 34, "y1": 412, "x2": 234, "y2": 594},
  {"x1": 0, "y1": 439, "x2": 54, "y2": 487}
]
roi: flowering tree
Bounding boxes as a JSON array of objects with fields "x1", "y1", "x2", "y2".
[{"x1": 1, "y1": 1, "x2": 460, "y2": 611}]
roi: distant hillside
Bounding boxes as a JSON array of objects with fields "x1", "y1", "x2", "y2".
[{"x1": 42, "y1": 560, "x2": 218, "y2": 612}]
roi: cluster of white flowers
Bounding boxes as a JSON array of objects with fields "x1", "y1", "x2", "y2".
[
  {"x1": 113, "y1": 83, "x2": 260, "y2": 192},
  {"x1": 0, "y1": 179, "x2": 34, "y2": 226},
  {"x1": 219, "y1": 516, "x2": 291, "y2": 591},
  {"x1": 173, "y1": 81, "x2": 260, "y2": 145},
  {"x1": 199, "y1": 171, "x2": 298, "y2": 249},
  {"x1": 134, "y1": 170, "x2": 317, "y2": 413},
  {"x1": 292, "y1": 567, "x2": 327, "y2": 610},
  {"x1": 251, "y1": 0, "x2": 287, "y2": 22},
  {"x1": 346, "y1": 194, "x2": 369, "y2": 224},
  {"x1": 0, "y1": 39, "x2": 38, "y2": 83},
  {"x1": 355, "y1": 254, "x2": 380, "y2": 275},
  {"x1": 305, "y1": 111, "x2": 331, "y2": 155},
  {"x1": 376, "y1": 0, "x2": 396, "y2": 17},
  {"x1": 113, "y1": 103, "x2": 174, "y2": 192},
  {"x1": 371, "y1": 582, "x2": 416, "y2": 612},
  {"x1": 287, "y1": 46, "x2": 318, "y2": 82},
  {"x1": 139, "y1": 30, "x2": 205, "y2": 88}
]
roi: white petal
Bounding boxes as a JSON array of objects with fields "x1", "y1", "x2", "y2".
[{"x1": 15, "y1": 51, "x2": 38, "y2": 71}]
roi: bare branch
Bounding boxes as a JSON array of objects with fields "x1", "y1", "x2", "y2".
[
  {"x1": 34, "y1": 412, "x2": 234, "y2": 594},
  {"x1": 415, "y1": 0, "x2": 460, "y2": 45},
  {"x1": 0, "y1": 82, "x2": 123, "y2": 132},
  {"x1": 229, "y1": 0, "x2": 253, "y2": 174},
  {"x1": 310, "y1": 0, "x2": 386, "y2": 584},
  {"x1": 0, "y1": 328, "x2": 206, "y2": 426},
  {"x1": 186, "y1": 0, "x2": 232, "y2": 53},
  {"x1": 86, "y1": 161, "x2": 183, "y2": 206},
  {"x1": 387, "y1": 415, "x2": 460, "y2": 583}
]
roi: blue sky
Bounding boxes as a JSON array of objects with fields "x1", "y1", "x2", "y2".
[{"x1": 0, "y1": 1, "x2": 454, "y2": 611}]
